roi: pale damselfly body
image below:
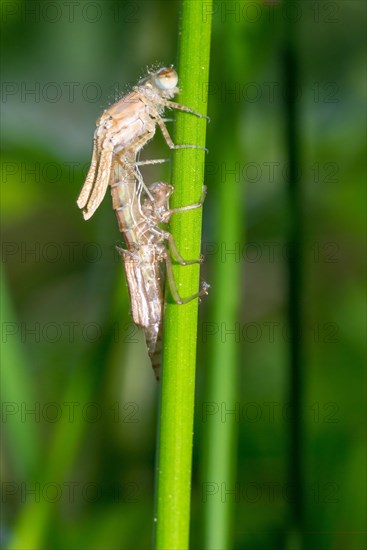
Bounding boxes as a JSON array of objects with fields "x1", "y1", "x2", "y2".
[{"x1": 77, "y1": 67, "x2": 209, "y2": 379}]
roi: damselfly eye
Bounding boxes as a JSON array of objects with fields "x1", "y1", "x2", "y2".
[{"x1": 154, "y1": 67, "x2": 178, "y2": 90}]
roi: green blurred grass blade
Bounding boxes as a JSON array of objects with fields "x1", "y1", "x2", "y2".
[
  {"x1": 7, "y1": 257, "x2": 124, "y2": 549},
  {"x1": 7, "y1": 365, "x2": 99, "y2": 549},
  {"x1": 1, "y1": 266, "x2": 41, "y2": 477},
  {"x1": 201, "y1": 15, "x2": 248, "y2": 550}
]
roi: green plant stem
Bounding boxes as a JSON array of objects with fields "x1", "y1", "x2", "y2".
[
  {"x1": 154, "y1": 1, "x2": 212, "y2": 548},
  {"x1": 201, "y1": 20, "x2": 244, "y2": 549},
  {"x1": 202, "y1": 141, "x2": 241, "y2": 550}
]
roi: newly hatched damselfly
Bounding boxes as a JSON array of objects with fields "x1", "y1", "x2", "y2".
[{"x1": 77, "y1": 66, "x2": 209, "y2": 379}]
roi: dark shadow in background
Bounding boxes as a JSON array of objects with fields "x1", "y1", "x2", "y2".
[{"x1": 283, "y1": 7, "x2": 304, "y2": 547}]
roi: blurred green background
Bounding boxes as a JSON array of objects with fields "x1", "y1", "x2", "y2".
[{"x1": 1, "y1": 1, "x2": 365, "y2": 549}]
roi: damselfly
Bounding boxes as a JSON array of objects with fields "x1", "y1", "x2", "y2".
[{"x1": 77, "y1": 66, "x2": 209, "y2": 379}]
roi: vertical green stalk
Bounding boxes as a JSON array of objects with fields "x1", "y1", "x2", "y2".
[
  {"x1": 154, "y1": 1, "x2": 212, "y2": 549},
  {"x1": 201, "y1": 17, "x2": 245, "y2": 550},
  {"x1": 202, "y1": 149, "x2": 241, "y2": 550}
]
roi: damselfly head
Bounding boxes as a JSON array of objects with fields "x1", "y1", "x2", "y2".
[
  {"x1": 153, "y1": 67, "x2": 178, "y2": 91},
  {"x1": 138, "y1": 67, "x2": 178, "y2": 98}
]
